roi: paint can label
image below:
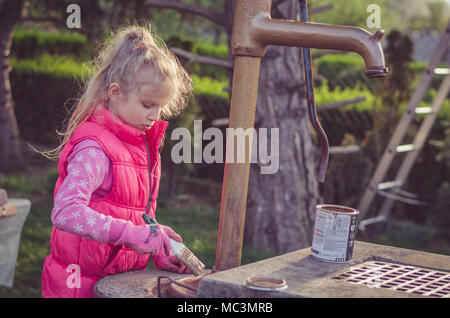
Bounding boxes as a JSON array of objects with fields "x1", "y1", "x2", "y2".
[{"x1": 311, "y1": 205, "x2": 359, "y2": 263}]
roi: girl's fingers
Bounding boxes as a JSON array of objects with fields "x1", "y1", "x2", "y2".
[
  {"x1": 168, "y1": 255, "x2": 186, "y2": 273},
  {"x1": 163, "y1": 237, "x2": 171, "y2": 256},
  {"x1": 163, "y1": 255, "x2": 185, "y2": 273},
  {"x1": 162, "y1": 255, "x2": 185, "y2": 273},
  {"x1": 168, "y1": 255, "x2": 179, "y2": 264},
  {"x1": 166, "y1": 262, "x2": 180, "y2": 272},
  {"x1": 169, "y1": 232, "x2": 182, "y2": 242},
  {"x1": 177, "y1": 263, "x2": 186, "y2": 273},
  {"x1": 165, "y1": 226, "x2": 182, "y2": 242}
]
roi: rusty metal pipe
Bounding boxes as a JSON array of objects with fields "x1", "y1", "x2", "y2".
[
  {"x1": 251, "y1": 14, "x2": 387, "y2": 77},
  {"x1": 231, "y1": 0, "x2": 387, "y2": 76},
  {"x1": 215, "y1": 0, "x2": 387, "y2": 271}
]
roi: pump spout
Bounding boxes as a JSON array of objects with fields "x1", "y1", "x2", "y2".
[
  {"x1": 254, "y1": 14, "x2": 387, "y2": 77},
  {"x1": 232, "y1": 8, "x2": 388, "y2": 77}
]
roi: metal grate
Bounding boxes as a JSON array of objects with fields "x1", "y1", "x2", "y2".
[{"x1": 331, "y1": 261, "x2": 450, "y2": 297}]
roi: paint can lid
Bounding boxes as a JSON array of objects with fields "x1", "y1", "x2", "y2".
[
  {"x1": 317, "y1": 204, "x2": 359, "y2": 215},
  {"x1": 243, "y1": 276, "x2": 287, "y2": 292}
]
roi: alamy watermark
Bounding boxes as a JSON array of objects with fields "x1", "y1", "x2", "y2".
[
  {"x1": 66, "y1": 4, "x2": 81, "y2": 29},
  {"x1": 365, "y1": 268, "x2": 384, "y2": 288},
  {"x1": 171, "y1": 120, "x2": 280, "y2": 175},
  {"x1": 66, "y1": 264, "x2": 81, "y2": 289},
  {"x1": 367, "y1": 4, "x2": 381, "y2": 29}
]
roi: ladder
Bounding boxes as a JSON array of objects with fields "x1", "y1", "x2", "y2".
[{"x1": 357, "y1": 21, "x2": 450, "y2": 231}]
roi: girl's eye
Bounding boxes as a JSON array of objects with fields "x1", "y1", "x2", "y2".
[{"x1": 142, "y1": 103, "x2": 157, "y2": 109}]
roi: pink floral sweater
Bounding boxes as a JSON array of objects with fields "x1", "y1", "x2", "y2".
[{"x1": 51, "y1": 139, "x2": 129, "y2": 243}]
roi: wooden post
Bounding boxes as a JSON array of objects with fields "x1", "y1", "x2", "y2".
[{"x1": 215, "y1": 56, "x2": 261, "y2": 270}]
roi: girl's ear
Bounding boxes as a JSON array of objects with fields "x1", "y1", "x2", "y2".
[{"x1": 108, "y1": 83, "x2": 123, "y2": 101}]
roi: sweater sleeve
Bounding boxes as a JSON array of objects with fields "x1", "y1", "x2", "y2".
[{"x1": 52, "y1": 140, "x2": 128, "y2": 243}]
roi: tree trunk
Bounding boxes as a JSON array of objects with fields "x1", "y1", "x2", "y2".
[
  {"x1": 0, "y1": 0, "x2": 25, "y2": 173},
  {"x1": 244, "y1": 0, "x2": 322, "y2": 254}
]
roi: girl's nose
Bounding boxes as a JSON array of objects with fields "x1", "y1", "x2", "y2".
[{"x1": 148, "y1": 109, "x2": 161, "y2": 121}]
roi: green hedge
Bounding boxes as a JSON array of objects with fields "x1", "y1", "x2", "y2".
[
  {"x1": 10, "y1": 54, "x2": 92, "y2": 79},
  {"x1": 316, "y1": 79, "x2": 450, "y2": 119},
  {"x1": 314, "y1": 79, "x2": 450, "y2": 146},
  {"x1": 10, "y1": 52, "x2": 449, "y2": 146},
  {"x1": 192, "y1": 42, "x2": 228, "y2": 59},
  {"x1": 8, "y1": 48, "x2": 450, "y2": 236},
  {"x1": 192, "y1": 42, "x2": 230, "y2": 80},
  {"x1": 191, "y1": 74, "x2": 229, "y2": 99},
  {"x1": 10, "y1": 68, "x2": 79, "y2": 145},
  {"x1": 315, "y1": 53, "x2": 444, "y2": 92},
  {"x1": 11, "y1": 29, "x2": 92, "y2": 60},
  {"x1": 315, "y1": 53, "x2": 369, "y2": 90},
  {"x1": 166, "y1": 36, "x2": 228, "y2": 59},
  {"x1": 9, "y1": 54, "x2": 229, "y2": 145},
  {"x1": 10, "y1": 54, "x2": 93, "y2": 145},
  {"x1": 167, "y1": 36, "x2": 230, "y2": 80}
]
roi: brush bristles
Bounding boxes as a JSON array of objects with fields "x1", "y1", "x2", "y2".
[{"x1": 178, "y1": 246, "x2": 205, "y2": 276}]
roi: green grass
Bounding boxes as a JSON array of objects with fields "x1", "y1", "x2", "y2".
[
  {"x1": 155, "y1": 200, "x2": 221, "y2": 269},
  {"x1": 0, "y1": 202, "x2": 53, "y2": 297},
  {"x1": 154, "y1": 198, "x2": 275, "y2": 270},
  {"x1": 359, "y1": 220, "x2": 450, "y2": 256},
  {"x1": 0, "y1": 166, "x2": 55, "y2": 297}
]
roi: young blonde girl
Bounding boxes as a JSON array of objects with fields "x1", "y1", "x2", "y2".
[{"x1": 41, "y1": 24, "x2": 193, "y2": 298}]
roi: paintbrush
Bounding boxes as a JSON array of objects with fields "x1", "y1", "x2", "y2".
[{"x1": 142, "y1": 214, "x2": 205, "y2": 276}]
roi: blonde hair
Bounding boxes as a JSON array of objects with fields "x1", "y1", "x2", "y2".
[{"x1": 40, "y1": 22, "x2": 193, "y2": 160}]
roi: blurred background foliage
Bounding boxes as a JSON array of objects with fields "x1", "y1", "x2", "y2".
[
  {"x1": 1, "y1": 0, "x2": 450, "y2": 297},
  {"x1": 310, "y1": 0, "x2": 450, "y2": 34},
  {"x1": 7, "y1": 0, "x2": 450, "y2": 246}
]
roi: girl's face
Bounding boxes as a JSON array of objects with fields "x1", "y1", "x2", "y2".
[{"x1": 107, "y1": 78, "x2": 173, "y2": 133}]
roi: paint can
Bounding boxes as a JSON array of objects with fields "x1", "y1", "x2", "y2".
[{"x1": 311, "y1": 204, "x2": 359, "y2": 263}]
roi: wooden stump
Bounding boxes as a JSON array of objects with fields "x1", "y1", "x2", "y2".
[{"x1": 93, "y1": 269, "x2": 194, "y2": 298}]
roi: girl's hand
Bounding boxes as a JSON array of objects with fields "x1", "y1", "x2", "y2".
[
  {"x1": 112, "y1": 223, "x2": 182, "y2": 256},
  {"x1": 155, "y1": 224, "x2": 183, "y2": 256},
  {"x1": 153, "y1": 254, "x2": 191, "y2": 274}
]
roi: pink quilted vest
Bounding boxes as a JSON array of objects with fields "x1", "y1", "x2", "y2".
[{"x1": 41, "y1": 105, "x2": 168, "y2": 298}]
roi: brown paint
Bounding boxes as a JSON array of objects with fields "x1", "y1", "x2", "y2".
[{"x1": 245, "y1": 276, "x2": 287, "y2": 289}]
